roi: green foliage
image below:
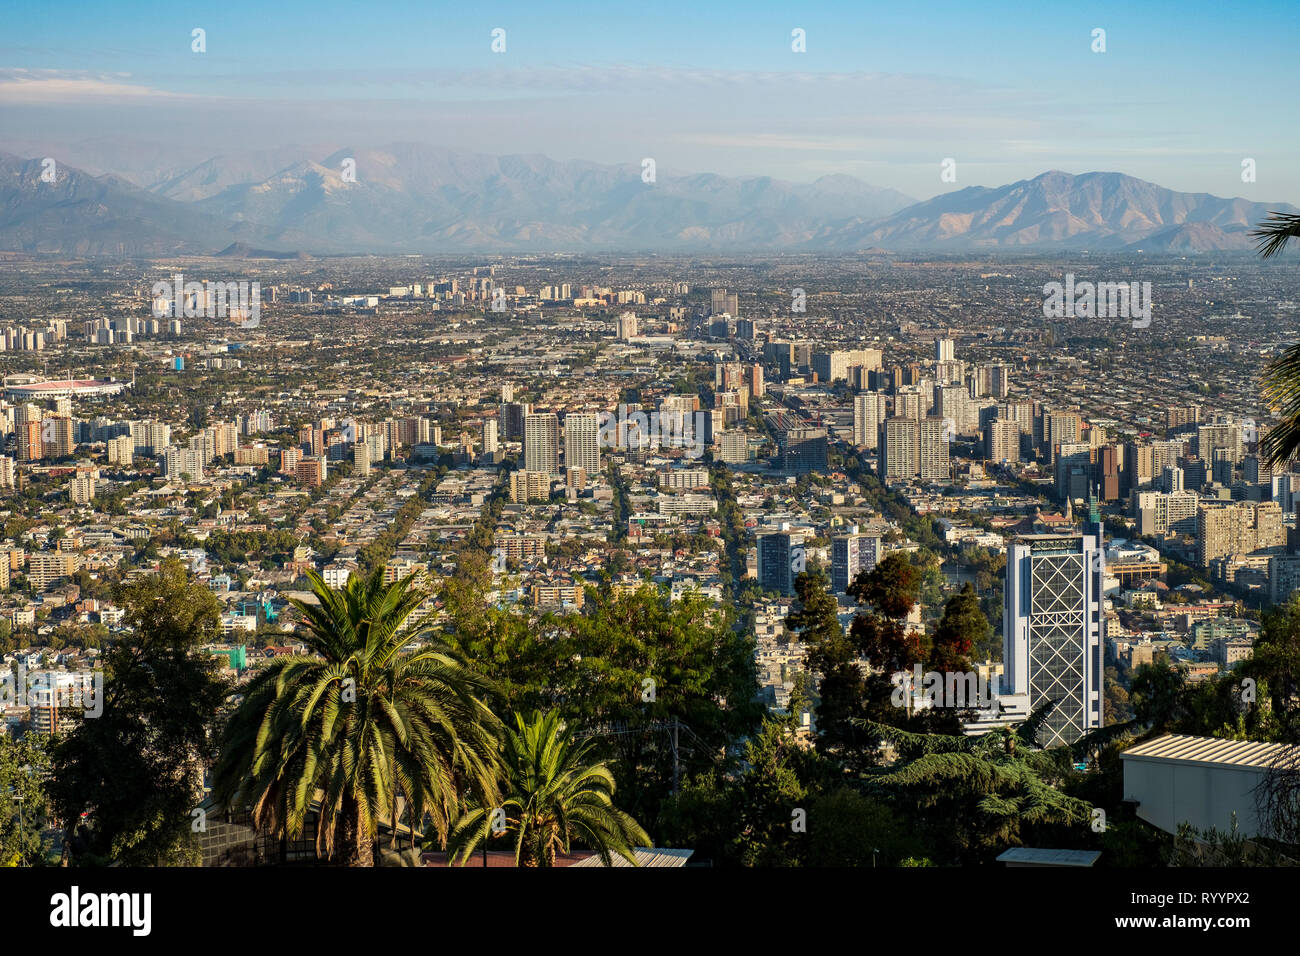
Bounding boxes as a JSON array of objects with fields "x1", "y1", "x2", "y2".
[
  {"x1": 0, "y1": 733, "x2": 52, "y2": 866},
  {"x1": 213, "y1": 567, "x2": 502, "y2": 866},
  {"x1": 446, "y1": 710, "x2": 650, "y2": 866},
  {"x1": 49, "y1": 558, "x2": 227, "y2": 865}
]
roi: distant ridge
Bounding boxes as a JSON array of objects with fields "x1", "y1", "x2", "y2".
[{"x1": 0, "y1": 148, "x2": 1294, "y2": 255}]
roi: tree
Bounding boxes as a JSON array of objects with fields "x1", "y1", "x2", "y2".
[
  {"x1": 446, "y1": 710, "x2": 649, "y2": 867},
  {"x1": 792, "y1": 569, "x2": 868, "y2": 753},
  {"x1": 551, "y1": 584, "x2": 761, "y2": 826},
  {"x1": 929, "y1": 583, "x2": 985, "y2": 676},
  {"x1": 212, "y1": 568, "x2": 502, "y2": 866},
  {"x1": 855, "y1": 710, "x2": 1097, "y2": 864},
  {"x1": 1240, "y1": 595, "x2": 1300, "y2": 741},
  {"x1": 1253, "y1": 211, "x2": 1300, "y2": 466},
  {"x1": 0, "y1": 733, "x2": 52, "y2": 866},
  {"x1": 48, "y1": 558, "x2": 228, "y2": 865}
]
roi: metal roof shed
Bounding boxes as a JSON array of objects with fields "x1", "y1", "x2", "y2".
[{"x1": 1120, "y1": 734, "x2": 1299, "y2": 838}]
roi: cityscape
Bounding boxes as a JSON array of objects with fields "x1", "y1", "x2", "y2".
[{"x1": 2, "y1": 0, "x2": 1299, "y2": 937}]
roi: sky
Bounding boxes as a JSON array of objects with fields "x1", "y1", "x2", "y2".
[{"x1": 2, "y1": 0, "x2": 1298, "y2": 202}]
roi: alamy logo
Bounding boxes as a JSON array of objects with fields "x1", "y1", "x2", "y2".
[
  {"x1": 597, "y1": 404, "x2": 708, "y2": 459},
  {"x1": 1, "y1": 663, "x2": 102, "y2": 718},
  {"x1": 1042, "y1": 273, "x2": 1151, "y2": 328},
  {"x1": 152, "y1": 273, "x2": 261, "y2": 328},
  {"x1": 891, "y1": 664, "x2": 998, "y2": 712},
  {"x1": 50, "y1": 886, "x2": 151, "y2": 936}
]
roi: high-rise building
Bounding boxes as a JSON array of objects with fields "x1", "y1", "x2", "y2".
[
  {"x1": 935, "y1": 337, "x2": 955, "y2": 363},
  {"x1": 831, "y1": 532, "x2": 880, "y2": 594},
  {"x1": 985, "y1": 418, "x2": 1020, "y2": 464},
  {"x1": 777, "y1": 426, "x2": 828, "y2": 474},
  {"x1": 1196, "y1": 501, "x2": 1286, "y2": 567},
  {"x1": 717, "y1": 430, "x2": 749, "y2": 463},
  {"x1": 353, "y1": 442, "x2": 371, "y2": 478},
  {"x1": 880, "y1": 417, "x2": 919, "y2": 481},
  {"x1": 615, "y1": 312, "x2": 639, "y2": 340},
  {"x1": 918, "y1": 417, "x2": 950, "y2": 481},
  {"x1": 69, "y1": 466, "x2": 97, "y2": 505},
  {"x1": 758, "y1": 532, "x2": 803, "y2": 596},
  {"x1": 500, "y1": 402, "x2": 532, "y2": 441},
  {"x1": 1004, "y1": 534, "x2": 1105, "y2": 747},
  {"x1": 811, "y1": 349, "x2": 883, "y2": 384},
  {"x1": 524, "y1": 413, "x2": 560, "y2": 475},
  {"x1": 853, "y1": 391, "x2": 888, "y2": 449},
  {"x1": 564, "y1": 412, "x2": 600, "y2": 478},
  {"x1": 482, "y1": 419, "x2": 499, "y2": 455}
]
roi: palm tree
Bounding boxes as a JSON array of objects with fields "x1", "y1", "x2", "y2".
[
  {"x1": 1252, "y1": 212, "x2": 1300, "y2": 466},
  {"x1": 212, "y1": 568, "x2": 502, "y2": 866},
  {"x1": 447, "y1": 710, "x2": 651, "y2": 867}
]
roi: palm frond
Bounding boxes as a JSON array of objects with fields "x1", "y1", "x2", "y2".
[{"x1": 1252, "y1": 211, "x2": 1300, "y2": 260}]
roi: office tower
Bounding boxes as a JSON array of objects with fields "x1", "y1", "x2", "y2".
[
  {"x1": 853, "y1": 391, "x2": 888, "y2": 449},
  {"x1": 524, "y1": 412, "x2": 560, "y2": 475},
  {"x1": 1244, "y1": 454, "x2": 1271, "y2": 487},
  {"x1": 758, "y1": 532, "x2": 803, "y2": 596},
  {"x1": 880, "y1": 417, "x2": 919, "y2": 481},
  {"x1": 735, "y1": 318, "x2": 756, "y2": 340},
  {"x1": 777, "y1": 426, "x2": 828, "y2": 474},
  {"x1": 918, "y1": 417, "x2": 950, "y2": 481},
  {"x1": 1004, "y1": 533, "x2": 1105, "y2": 747},
  {"x1": 710, "y1": 288, "x2": 728, "y2": 315},
  {"x1": 1211, "y1": 448, "x2": 1234, "y2": 486},
  {"x1": 750, "y1": 364, "x2": 764, "y2": 399},
  {"x1": 500, "y1": 402, "x2": 532, "y2": 441},
  {"x1": 1096, "y1": 445, "x2": 1120, "y2": 501},
  {"x1": 564, "y1": 412, "x2": 600, "y2": 478},
  {"x1": 1055, "y1": 442, "x2": 1092, "y2": 503},
  {"x1": 936, "y1": 337, "x2": 955, "y2": 362},
  {"x1": 482, "y1": 419, "x2": 499, "y2": 455},
  {"x1": 985, "y1": 418, "x2": 1020, "y2": 464},
  {"x1": 1181, "y1": 456, "x2": 1208, "y2": 491},
  {"x1": 832, "y1": 532, "x2": 880, "y2": 594}
]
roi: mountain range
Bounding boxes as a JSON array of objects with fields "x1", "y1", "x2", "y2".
[{"x1": 0, "y1": 145, "x2": 1292, "y2": 256}]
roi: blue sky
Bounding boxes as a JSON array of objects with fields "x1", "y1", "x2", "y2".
[{"x1": 2, "y1": 0, "x2": 1297, "y2": 201}]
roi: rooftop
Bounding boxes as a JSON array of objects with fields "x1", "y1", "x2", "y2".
[{"x1": 1121, "y1": 734, "x2": 1300, "y2": 770}]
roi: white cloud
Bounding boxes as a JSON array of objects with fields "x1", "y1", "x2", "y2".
[{"x1": 0, "y1": 69, "x2": 189, "y2": 103}]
